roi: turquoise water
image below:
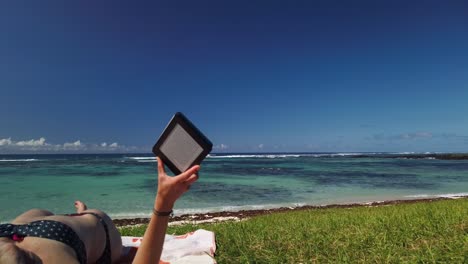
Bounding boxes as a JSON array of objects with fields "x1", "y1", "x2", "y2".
[{"x1": 1, "y1": 153, "x2": 467, "y2": 222}]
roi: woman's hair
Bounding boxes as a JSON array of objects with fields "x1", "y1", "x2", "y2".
[{"x1": 0, "y1": 238, "x2": 42, "y2": 264}]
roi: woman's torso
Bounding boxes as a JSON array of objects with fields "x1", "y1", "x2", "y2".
[{"x1": 12, "y1": 214, "x2": 107, "y2": 263}]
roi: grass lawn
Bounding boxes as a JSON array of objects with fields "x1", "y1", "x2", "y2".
[{"x1": 120, "y1": 198, "x2": 468, "y2": 263}]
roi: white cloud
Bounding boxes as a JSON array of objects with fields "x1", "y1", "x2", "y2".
[
  {"x1": 16, "y1": 137, "x2": 46, "y2": 146},
  {"x1": 63, "y1": 140, "x2": 82, "y2": 149},
  {"x1": 214, "y1": 144, "x2": 229, "y2": 151},
  {"x1": 439, "y1": 133, "x2": 468, "y2": 142},
  {"x1": 0, "y1": 138, "x2": 12, "y2": 146},
  {"x1": 0, "y1": 137, "x2": 144, "y2": 153},
  {"x1": 372, "y1": 132, "x2": 433, "y2": 141},
  {"x1": 258, "y1": 144, "x2": 264, "y2": 149},
  {"x1": 398, "y1": 132, "x2": 432, "y2": 140}
]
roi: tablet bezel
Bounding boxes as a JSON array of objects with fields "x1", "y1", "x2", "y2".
[{"x1": 152, "y1": 112, "x2": 212, "y2": 175}]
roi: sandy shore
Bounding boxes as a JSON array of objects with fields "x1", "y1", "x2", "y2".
[{"x1": 113, "y1": 195, "x2": 468, "y2": 227}]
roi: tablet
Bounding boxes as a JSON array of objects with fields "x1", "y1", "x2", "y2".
[{"x1": 152, "y1": 112, "x2": 213, "y2": 175}]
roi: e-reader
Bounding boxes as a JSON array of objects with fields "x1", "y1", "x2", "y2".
[{"x1": 153, "y1": 112, "x2": 213, "y2": 175}]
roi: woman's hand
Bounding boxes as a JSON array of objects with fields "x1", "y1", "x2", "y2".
[{"x1": 154, "y1": 157, "x2": 200, "y2": 212}]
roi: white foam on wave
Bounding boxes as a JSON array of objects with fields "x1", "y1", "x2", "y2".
[
  {"x1": 174, "y1": 202, "x2": 308, "y2": 215},
  {"x1": 404, "y1": 193, "x2": 468, "y2": 199},
  {"x1": 208, "y1": 154, "x2": 301, "y2": 159},
  {"x1": 313, "y1": 153, "x2": 368, "y2": 157},
  {"x1": 208, "y1": 153, "x2": 379, "y2": 159},
  {"x1": 330, "y1": 153, "x2": 362, "y2": 156},
  {"x1": 110, "y1": 202, "x2": 308, "y2": 219},
  {"x1": 0, "y1": 159, "x2": 38, "y2": 162},
  {"x1": 125, "y1": 157, "x2": 157, "y2": 162},
  {"x1": 110, "y1": 211, "x2": 154, "y2": 219},
  {"x1": 126, "y1": 157, "x2": 155, "y2": 160},
  {"x1": 108, "y1": 192, "x2": 468, "y2": 220}
]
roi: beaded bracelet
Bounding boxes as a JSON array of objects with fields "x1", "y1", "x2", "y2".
[{"x1": 153, "y1": 208, "x2": 173, "y2": 217}]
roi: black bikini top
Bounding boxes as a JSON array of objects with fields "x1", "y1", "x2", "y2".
[{"x1": 0, "y1": 220, "x2": 87, "y2": 264}]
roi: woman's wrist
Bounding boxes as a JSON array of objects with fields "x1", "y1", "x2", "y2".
[
  {"x1": 154, "y1": 196, "x2": 174, "y2": 212},
  {"x1": 153, "y1": 208, "x2": 173, "y2": 217}
]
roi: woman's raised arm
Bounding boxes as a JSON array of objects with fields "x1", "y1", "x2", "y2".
[{"x1": 132, "y1": 157, "x2": 199, "y2": 264}]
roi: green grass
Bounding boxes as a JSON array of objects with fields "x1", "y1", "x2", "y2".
[{"x1": 120, "y1": 199, "x2": 468, "y2": 263}]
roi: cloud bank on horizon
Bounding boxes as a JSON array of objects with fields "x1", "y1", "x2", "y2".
[
  {"x1": 1, "y1": 131, "x2": 467, "y2": 154},
  {"x1": 0, "y1": 137, "x2": 141, "y2": 154}
]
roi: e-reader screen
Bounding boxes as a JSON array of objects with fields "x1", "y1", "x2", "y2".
[
  {"x1": 153, "y1": 112, "x2": 212, "y2": 175},
  {"x1": 160, "y1": 124, "x2": 203, "y2": 172}
]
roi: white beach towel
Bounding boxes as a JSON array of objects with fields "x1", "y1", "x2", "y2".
[{"x1": 121, "y1": 229, "x2": 216, "y2": 264}]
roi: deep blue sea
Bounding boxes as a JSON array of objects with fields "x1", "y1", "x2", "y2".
[{"x1": 1, "y1": 153, "x2": 467, "y2": 222}]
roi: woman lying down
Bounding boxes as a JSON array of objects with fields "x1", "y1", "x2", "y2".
[{"x1": 0, "y1": 157, "x2": 200, "y2": 264}]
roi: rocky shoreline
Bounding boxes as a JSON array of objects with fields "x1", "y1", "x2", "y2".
[{"x1": 113, "y1": 196, "x2": 467, "y2": 227}]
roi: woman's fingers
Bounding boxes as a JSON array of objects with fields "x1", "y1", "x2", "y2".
[
  {"x1": 177, "y1": 165, "x2": 200, "y2": 182},
  {"x1": 185, "y1": 173, "x2": 198, "y2": 185},
  {"x1": 156, "y1": 157, "x2": 166, "y2": 176},
  {"x1": 157, "y1": 159, "x2": 199, "y2": 193}
]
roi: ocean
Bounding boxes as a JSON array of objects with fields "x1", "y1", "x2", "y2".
[{"x1": 1, "y1": 153, "x2": 467, "y2": 222}]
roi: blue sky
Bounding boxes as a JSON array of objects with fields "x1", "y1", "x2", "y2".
[{"x1": 1, "y1": 1, "x2": 467, "y2": 153}]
